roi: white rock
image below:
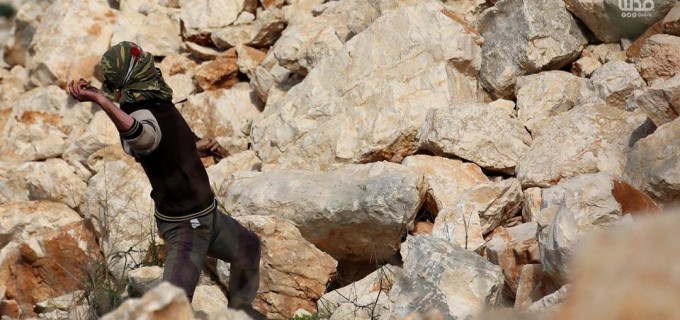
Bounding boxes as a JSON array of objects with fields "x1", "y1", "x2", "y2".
[
  {"x1": 0, "y1": 67, "x2": 25, "y2": 105},
  {"x1": 388, "y1": 234, "x2": 504, "y2": 319},
  {"x1": 165, "y1": 73, "x2": 196, "y2": 103},
  {"x1": 127, "y1": 266, "x2": 163, "y2": 297},
  {"x1": 625, "y1": 117, "x2": 680, "y2": 203},
  {"x1": 79, "y1": 160, "x2": 154, "y2": 280},
  {"x1": 522, "y1": 187, "x2": 542, "y2": 223},
  {"x1": 224, "y1": 161, "x2": 424, "y2": 262},
  {"x1": 432, "y1": 178, "x2": 523, "y2": 250},
  {"x1": 402, "y1": 155, "x2": 489, "y2": 213},
  {"x1": 250, "y1": 3, "x2": 483, "y2": 171},
  {"x1": 62, "y1": 111, "x2": 120, "y2": 180},
  {"x1": 234, "y1": 215, "x2": 338, "y2": 319},
  {"x1": 527, "y1": 284, "x2": 570, "y2": 313},
  {"x1": 572, "y1": 56, "x2": 602, "y2": 78},
  {"x1": 537, "y1": 172, "x2": 658, "y2": 285},
  {"x1": 516, "y1": 103, "x2": 654, "y2": 188},
  {"x1": 634, "y1": 34, "x2": 680, "y2": 85},
  {"x1": 478, "y1": 0, "x2": 587, "y2": 99},
  {"x1": 2, "y1": 1, "x2": 50, "y2": 67},
  {"x1": 179, "y1": 83, "x2": 262, "y2": 155},
  {"x1": 580, "y1": 61, "x2": 646, "y2": 109},
  {"x1": 28, "y1": 0, "x2": 117, "y2": 87},
  {"x1": 318, "y1": 265, "x2": 400, "y2": 318},
  {"x1": 627, "y1": 73, "x2": 680, "y2": 126},
  {"x1": 100, "y1": 282, "x2": 196, "y2": 320},
  {"x1": 211, "y1": 8, "x2": 286, "y2": 49},
  {"x1": 418, "y1": 103, "x2": 532, "y2": 174},
  {"x1": 515, "y1": 71, "x2": 586, "y2": 135},
  {"x1": 179, "y1": 0, "x2": 247, "y2": 44},
  {"x1": 111, "y1": 10, "x2": 182, "y2": 57},
  {"x1": 564, "y1": 0, "x2": 675, "y2": 42},
  {"x1": 206, "y1": 150, "x2": 262, "y2": 198},
  {"x1": 0, "y1": 201, "x2": 82, "y2": 248},
  {"x1": 24, "y1": 159, "x2": 87, "y2": 209},
  {"x1": 192, "y1": 285, "x2": 229, "y2": 315}
]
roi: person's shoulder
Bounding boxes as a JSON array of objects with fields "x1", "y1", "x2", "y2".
[{"x1": 121, "y1": 99, "x2": 173, "y2": 113}]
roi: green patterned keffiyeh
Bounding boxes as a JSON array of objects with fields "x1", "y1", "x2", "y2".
[{"x1": 100, "y1": 41, "x2": 173, "y2": 104}]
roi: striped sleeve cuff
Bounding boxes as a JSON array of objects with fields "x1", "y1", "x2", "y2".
[{"x1": 120, "y1": 119, "x2": 143, "y2": 140}]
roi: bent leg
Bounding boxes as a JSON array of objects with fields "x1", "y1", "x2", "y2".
[
  {"x1": 157, "y1": 215, "x2": 212, "y2": 302},
  {"x1": 207, "y1": 211, "x2": 261, "y2": 309}
]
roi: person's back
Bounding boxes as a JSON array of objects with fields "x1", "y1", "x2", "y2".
[
  {"x1": 68, "y1": 41, "x2": 264, "y2": 318},
  {"x1": 119, "y1": 99, "x2": 215, "y2": 220}
]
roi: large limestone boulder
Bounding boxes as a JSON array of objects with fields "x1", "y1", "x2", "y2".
[
  {"x1": 206, "y1": 150, "x2": 262, "y2": 198},
  {"x1": 418, "y1": 104, "x2": 532, "y2": 174},
  {"x1": 192, "y1": 285, "x2": 229, "y2": 315},
  {"x1": 564, "y1": 0, "x2": 675, "y2": 43},
  {"x1": 0, "y1": 201, "x2": 101, "y2": 318},
  {"x1": 100, "y1": 282, "x2": 195, "y2": 320},
  {"x1": 627, "y1": 73, "x2": 680, "y2": 126},
  {"x1": 0, "y1": 67, "x2": 26, "y2": 105},
  {"x1": 515, "y1": 71, "x2": 586, "y2": 136},
  {"x1": 2, "y1": 1, "x2": 50, "y2": 67},
  {"x1": 250, "y1": 3, "x2": 483, "y2": 171},
  {"x1": 62, "y1": 111, "x2": 120, "y2": 180},
  {"x1": 179, "y1": 0, "x2": 248, "y2": 45},
  {"x1": 516, "y1": 103, "x2": 655, "y2": 188},
  {"x1": 23, "y1": 159, "x2": 87, "y2": 209},
  {"x1": 223, "y1": 161, "x2": 424, "y2": 262},
  {"x1": 111, "y1": 10, "x2": 182, "y2": 57},
  {"x1": 625, "y1": 117, "x2": 680, "y2": 203},
  {"x1": 318, "y1": 265, "x2": 400, "y2": 319},
  {"x1": 478, "y1": 0, "x2": 587, "y2": 99},
  {"x1": 432, "y1": 178, "x2": 523, "y2": 250},
  {"x1": 401, "y1": 155, "x2": 489, "y2": 214},
  {"x1": 538, "y1": 172, "x2": 660, "y2": 285},
  {"x1": 388, "y1": 234, "x2": 504, "y2": 319},
  {"x1": 79, "y1": 160, "x2": 155, "y2": 280},
  {"x1": 28, "y1": 0, "x2": 117, "y2": 87},
  {"x1": 634, "y1": 34, "x2": 680, "y2": 85},
  {"x1": 0, "y1": 86, "x2": 94, "y2": 163},
  {"x1": 552, "y1": 213, "x2": 680, "y2": 320},
  {"x1": 211, "y1": 8, "x2": 287, "y2": 49},
  {"x1": 234, "y1": 215, "x2": 338, "y2": 319},
  {"x1": 179, "y1": 83, "x2": 262, "y2": 155},
  {"x1": 579, "y1": 61, "x2": 646, "y2": 109}
]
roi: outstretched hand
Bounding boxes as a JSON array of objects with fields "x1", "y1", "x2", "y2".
[
  {"x1": 196, "y1": 138, "x2": 229, "y2": 160},
  {"x1": 67, "y1": 78, "x2": 103, "y2": 104}
]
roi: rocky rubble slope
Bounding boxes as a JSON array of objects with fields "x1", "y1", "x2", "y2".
[{"x1": 1, "y1": 0, "x2": 680, "y2": 319}]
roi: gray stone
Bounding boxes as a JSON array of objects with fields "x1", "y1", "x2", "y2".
[
  {"x1": 516, "y1": 103, "x2": 654, "y2": 188},
  {"x1": 234, "y1": 215, "x2": 337, "y2": 319},
  {"x1": 418, "y1": 104, "x2": 532, "y2": 174},
  {"x1": 388, "y1": 234, "x2": 504, "y2": 319},
  {"x1": 625, "y1": 117, "x2": 680, "y2": 203},
  {"x1": 537, "y1": 172, "x2": 644, "y2": 285},
  {"x1": 250, "y1": 3, "x2": 483, "y2": 171},
  {"x1": 627, "y1": 73, "x2": 680, "y2": 126},
  {"x1": 223, "y1": 161, "x2": 424, "y2": 262},
  {"x1": 582, "y1": 61, "x2": 646, "y2": 109},
  {"x1": 515, "y1": 71, "x2": 586, "y2": 136},
  {"x1": 478, "y1": 0, "x2": 587, "y2": 99}
]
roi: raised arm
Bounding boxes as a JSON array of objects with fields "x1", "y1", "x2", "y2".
[{"x1": 67, "y1": 78, "x2": 135, "y2": 132}]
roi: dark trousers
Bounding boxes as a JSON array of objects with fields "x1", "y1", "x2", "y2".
[{"x1": 156, "y1": 209, "x2": 261, "y2": 307}]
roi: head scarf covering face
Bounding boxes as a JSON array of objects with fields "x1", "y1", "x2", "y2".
[{"x1": 100, "y1": 41, "x2": 173, "y2": 104}]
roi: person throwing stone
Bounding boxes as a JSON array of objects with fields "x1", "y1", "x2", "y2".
[{"x1": 68, "y1": 41, "x2": 263, "y2": 317}]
